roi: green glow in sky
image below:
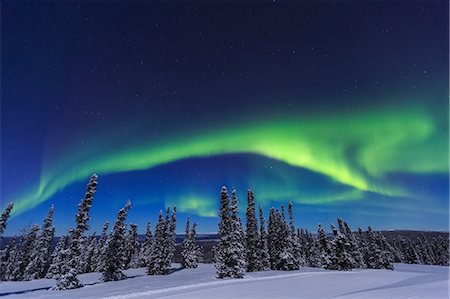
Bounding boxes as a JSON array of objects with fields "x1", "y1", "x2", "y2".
[{"x1": 10, "y1": 103, "x2": 448, "y2": 216}]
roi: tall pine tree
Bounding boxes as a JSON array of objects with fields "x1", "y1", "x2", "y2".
[
  {"x1": 245, "y1": 190, "x2": 260, "y2": 272},
  {"x1": 99, "y1": 200, "x2": 132, "y2": 281},
  {"x1": 54, "y1": 174, "x2": 98, "y2": 290}
]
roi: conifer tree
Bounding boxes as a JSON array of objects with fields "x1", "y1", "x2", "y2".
[
  {"x1": 125, "y1": 224, "x2": 140, "y2": 268},
  {"x1": 278, "y1": 205, "x2": 299, "y2": 270},
  {"x1": 54, "y1": 174, "x2": 98, "y2": 290},
  {"x1": 0, "y1": 238, "x2": 16, "y2": 280},
  {"x1": 139, "y1": 220, "x2": 153, "y2": 267},
  {"x1": 245, "y1": 190, "x2": 260, "y2": 272},
  {"x1": 327, "y1": 224, "x2": 354, "y2": 271},
  {"x1": 0, "y1": 202, "x2": 13, "y2": 239},
  {"x1": 267, "y1": 208, "x2": 278, "y2": 269},
  {"x1": 3, "y1": 239, "x2": 19, "y2": 281},
  {"x1": 215, "y1": 187, "x2": 245, "y2": 278},
  {"x1": 81, "y1": 234, "x2": 97, "y2": 273},
  {"x1": 230, "y1": 189, "x2": 246, "y2": 276},
  {"x1": 167, "y1": 207, "x2": 177, "y2": 266},
  {"x1": 181, "y1": 217, "x2": 201, "y2": 268},
  {"x1": 11, "y1": 225, "x2": 40, "y2": 281},
  {"x1": 258, "y1": 206, "x2": 270, "y2": 270},
  {"x1": 46, "y1": 235, "x2": 69, "y2": 279},
  {"x1": 287, "y1": 201, "x2": 302, "y2": 269},
  {"x1": 147, "y1": 210, "x2": 170, "y2": 275},
  {"x1": 317, "y1": 223, "x2": 331, "y2": 268},
  {"x1": 24, "y1": 206, "x2": 55, "y2": 280},
  {"x1": 94, "y1": 221, "x2": 109, "y2": 271},
  {"x1": 343, "y1": 220, "x2": 365, "y2": 268},
  {"x1": 99, "y1": 200, "x2": 131, "y2": 281}
]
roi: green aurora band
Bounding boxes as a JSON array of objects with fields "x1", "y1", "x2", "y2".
[{"x1": 9, "y1": 104, "x2": 448, "y2": 216}]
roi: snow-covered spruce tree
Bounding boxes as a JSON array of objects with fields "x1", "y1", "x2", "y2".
[
  {"x1": 54, "y1": 173, "x2": 98, "y2": 290},
  {"x1": 0, "y1": 202, "x2": 14, "y2": 239},
  {"x1": 190, "y1": 222, "x2": 202, "y2": 264},
  {"x1": 374, "y1": 231, "x2": 394, "y2": 270},
  {"x1": 125, "y1": 224, "x2": 140, "y2": 269},
  {"x1": 46, "y1": 235, "x2": 69, "y2": 279},
  {"x1": 317, "y1": 223, "x2": 331, "y2": 268},
  {"x1": 0, "y1": 238, "x2": 16, "y2": 280},
  {"x1": 245, "y1": 190, "x2": 260, "y2": 272},
  {"x1": 181, "y1": 217, "x2": 201, "y2": 268},
  {"x1": 11, "y1": 225, "x2": 40, "y2": 281},
  {"x1": 94, "y1": 221, "x2": 109, "y2": 271},
  {"x1": 306, "y1": 230, "x2": 321, "y2": 267},
  {"x1": 327, "y1": 224, "x2": 354, "y2": 271},
  {"x1": 215, "y1": 187, "x2": 245, "y2": 279},
  {"x1": 167, "y1": 207, "x2": 177, "y2": 267},
  {"x1": 287, "y1": 202, "x2": 302, "y2": 268},
  {"x1": 364, "y1": 226, "x2": 385, "y2": 269},
  {"x1": 99, "y1": 200, "x2": 131, "y2": 281},
  {"x1": 139, "y1": 220, "x2": 152, "y2": 267},
  {"x1": 214, "y1": 187, "x2": 230, "y2": 278},
  {"x1": 432, "y1": 236, "x2": 449, "y2": 266},
  {"x1": 3, "y1": 239, "x2": 20, "y2": 281},
  {"x1": 79, "y1": 233, "x2": 97, "y2": 274},
  {"x1": 24, "y1": 206, "x2": 55, "y2": 280},
  {"x1": 258, "y1": 206, "x2": 270, "y2": 270},
  {"x1": 278, "y1": 205, "x2": 298, "y2": 270},
  {"x1": 147, "y1": 210, "x2": 170, "y2": 275},
  {"x1": 230, "y1": 189, "x2": 246, "y2": 276},
  {"x1": 267, "y1": 208, "x2": 280, "y2": 269},
  {"x1": 343, "y1": 220, "x2": 365, "y2": 268}
]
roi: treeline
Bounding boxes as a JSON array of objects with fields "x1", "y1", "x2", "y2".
[
  {"x1": 0, "y1": 175, "x2": 448, "y2": 289},
  {"x1": 212, "y1": 186, "x2": 448, "y2": 279},
  {"x1": 0, "y1": 175, "x2": 201, "y2": 290}
]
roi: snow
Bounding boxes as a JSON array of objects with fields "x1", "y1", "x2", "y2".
[{"x1": 0, "y1": 263, "x2": 448, "y2": 299}]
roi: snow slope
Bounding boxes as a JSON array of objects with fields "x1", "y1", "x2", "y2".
[{"x1": 0, "y1": 263, "x2": 448, "y2": 299}]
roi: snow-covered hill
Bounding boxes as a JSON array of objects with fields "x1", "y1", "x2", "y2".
[{"x1": 1, "y1": 263, "x2": 448, "y2": 299}]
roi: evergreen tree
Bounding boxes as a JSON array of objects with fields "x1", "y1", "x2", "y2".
[
  {"x1": 327, "y1": 224, "x2": 354, "y2": 271},
  {"x1": 24, "y1": 206, "x2": 55, "y2": 280},
  {"x1": 94, "y1": 221, "x2": 109, "y2": 271},
  {"x1": 0, "y1": 203, "x2": 14, "y2": 239},
  {"x1": 147, "y1": 211, "x2": 170, "y2": 275},
  {"x1": 267, "y1": 208, "x2": 283, "y2": 269},
  {"x1": 245, "y1": 190, "x2": 260, "y2": 272},
  {"x1": 181, "y1": 217, "x2": 201, "y2": 268},
  {"x1": 278, "y1": 205, "x2": 299, "y2": 270},
  {"x1": 364, "y1": 226, "x2": 394, "y2": 270},
  {"x1": 374, "y1": 231, "x2": 394, "y2": 270},
  {"x1": 99, "y1": 200, "x2": 131, "y2": 281},
  {"x1": 81, "y1": 234, "x2": 97, "y2": 273},
  {"x1": 139, "y1": 220, "x2": 153, "y2": 267},
  {"x1": 258, "y1": 206, "x2": 270, "y2": 270},
  {"x1": 166, "y1": 207, "x2": 177, "y2": 266},
  {"x1": 11, "y1": 225, "x2": 40, "y2": 281},
  {"x1": 54, "y1": 174, "x2": 98, "y2": 290},
  {"x1": 125, "y1": 224, "x2": 140, "y2": 268},
  {"x1": 4, "y1": 239, "x2": 20, "y2": 281},
  {"x1": 0, "y1": 238, "x2": 16, "y2": 280},
  {"x1": 46, "y1": 235, "x2": 70, "y2": 279},
  {"x1": 230, "y1": 189, "x2": 246, "y2": 276},
  {"x1": 317, "y1": 224, "x2": 331, "y2": 268},
  {"x1": 343, "y1": 220, "x2": 365, "y2": 268},
  {"x1": 287, "y1": 202, "x2": 302, "y2": 269},
  {"x1": 215, "y1": 187, "x2": 245, "y2": 278}
]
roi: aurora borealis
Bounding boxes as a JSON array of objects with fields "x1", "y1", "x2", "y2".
[{"x1": 2, "y1": 2, "x2": 448, "y2": 234}]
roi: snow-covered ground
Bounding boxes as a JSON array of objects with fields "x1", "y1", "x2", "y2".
[{"x1": 1, "y1": 263, "x2": 448, "y2": 299}]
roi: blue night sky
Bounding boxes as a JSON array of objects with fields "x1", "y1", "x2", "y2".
[{"x1": 1, "y1": 2, "x2": 448, "y2": 235}]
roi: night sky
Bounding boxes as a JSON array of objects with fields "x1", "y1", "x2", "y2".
[{"x1": 1, "y1": 2, "x2": 448, "y2": 235}]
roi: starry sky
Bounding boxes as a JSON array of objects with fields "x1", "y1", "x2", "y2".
[{"x1": 1, "y1": 2, "x2": 448, "y2": 235}]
